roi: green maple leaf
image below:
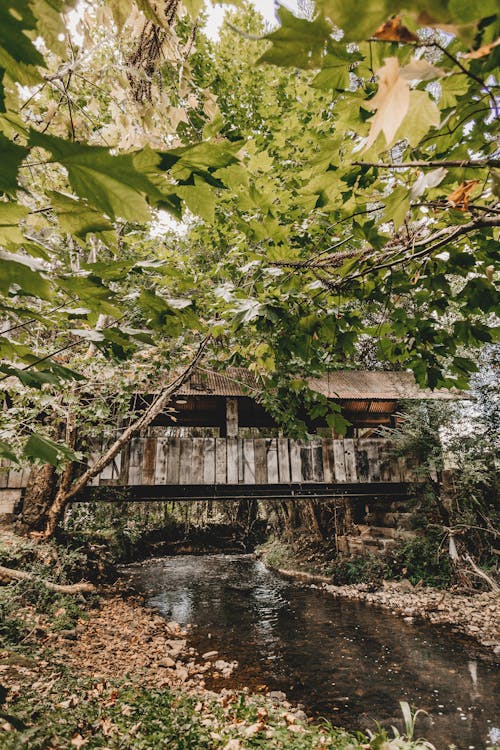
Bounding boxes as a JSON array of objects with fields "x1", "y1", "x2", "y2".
[{"x1": 29, "y1": 130, "x2": 160, "y2": 221}]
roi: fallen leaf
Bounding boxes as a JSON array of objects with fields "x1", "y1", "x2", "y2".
[
  {"x1": 464, "y1": 38, "x2": 500, "y2": 59},
  {"x1": 447, "y1": 180, "x2": 479, "y2": 210},
  {"x1": 372, "y1": 16, "x2": 418, "y2": 43},
  {"x1": 223, "y1": 740, "x2": 242, "y2": 750},
  {"x1": 71, "y1": 735, "x2": 88, "y2": 748}
]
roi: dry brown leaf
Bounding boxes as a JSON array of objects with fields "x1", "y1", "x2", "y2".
[
  {"x1": 365, "y1": 58, "x2": 410, "y2": 148},
  {"x1": 447, "y1": 180, "x2": 479, "y2": 210},
  {"x1": 464, "y1": 38, "x2": 500, "y2": 59},
  {"x1": 70, "y1": 735, "x2": 88, "y2": 749},
  {"x1": 372, "y1": 16, "x2": 418, "y2": 43}
]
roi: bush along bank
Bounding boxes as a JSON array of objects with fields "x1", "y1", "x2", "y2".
[
  {"x1": 1, "y1": 530, "x2": 439, "y2": 750},
  {"x1": 257, "y1": 538, "x2": 500, "y2": 658}
]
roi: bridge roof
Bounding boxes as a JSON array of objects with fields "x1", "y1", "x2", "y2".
[{"x1": 176, "y1": 368, "x2": 461, "y2": 400}]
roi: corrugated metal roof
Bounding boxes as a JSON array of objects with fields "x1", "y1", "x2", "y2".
[
  {"x1": 177, "y1": 368, "x2": 257, "y2": 396},
  {"x1": 173, "y1": 367, "x2": 461, "y2": 400},
  {"x1": 308, "y1": 371, "x2": 460, "y2": 400}
]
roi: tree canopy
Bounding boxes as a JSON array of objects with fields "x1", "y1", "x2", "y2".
[{"x1": 0, "y1": 0, "x2": 498, "y2": 465}]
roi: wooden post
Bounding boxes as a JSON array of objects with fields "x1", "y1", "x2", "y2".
[{"x1": 226, "y1": 397, "x2": 238, "y2": 438}]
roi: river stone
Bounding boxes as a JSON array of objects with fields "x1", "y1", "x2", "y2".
[{"x1": 165, "y1": 638, "x2": 186, "y2": 656}]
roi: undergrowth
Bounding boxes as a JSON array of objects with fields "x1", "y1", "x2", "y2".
[{"x1": 0, "y1": 675, "x2": 437, "y2": 750}]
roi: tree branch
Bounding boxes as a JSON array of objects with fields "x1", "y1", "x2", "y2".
[
  {"x1": 41, "y1": 335, "x2": 211, "y2": 537},
  {"x1": 353, "y1": 159, "x2": 500, "y2": 169}
]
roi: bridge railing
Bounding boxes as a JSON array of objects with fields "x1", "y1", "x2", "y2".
[{"x1": 84, "y1": 437, "x2": 422, "y2": 487}]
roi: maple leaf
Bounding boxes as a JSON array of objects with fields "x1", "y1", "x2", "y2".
[
  {"x1": 365, "y1": 58, "x2": 410, "y2": 148},
  {"x1": 372, "y1": 16, "x2": 418, "y2": 43},
  {"x1": 365, "y1": 57, "x2": 443, "y2": 149},
  {"x1": 447, "y1": 180, "x2": 479, "y2": 210}
]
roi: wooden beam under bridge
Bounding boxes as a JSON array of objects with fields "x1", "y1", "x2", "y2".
[{"x1": 71, "y1": 482, "x2": 411, "y2": 502}]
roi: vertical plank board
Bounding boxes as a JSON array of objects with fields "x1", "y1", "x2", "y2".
[
  {"x1": 179, "y1": 438, "x2": 193, "y2": 484},
  {"x1": 378, "y1": 440, "x2": 392, "y2": 481},
  {"x1": 118, "y1": 442, "x2": 130, "y2": 485},
  {"x1": 226, "y1": 398, "x2": 239, "y2": 438},
  {"x1": 165, "y1": 438, "x2": 180, "y2": 484},
  {"x1": 238, "y1": 438, "x2": 244, "y2": 483},
  {"x1": 366, "y1": 440, "x2": 381, "y2": 481},
  {"x1": 0, "y1": 460, "x2": 8, "y2": 488},
  {"x1": 243, "y1": 439, "x2": 255, "y2": 484},
  {"x1": 88, "y1": 444, "x2": 101, "y2": 486},
  {"x1": 311, "y1": 440, "x2": 324, "y2": 482},
  {"x1": 100, "y1": 446, "x2": 114, "y2": 481},
  {"x1": 254, "y1": 438, "x2": 267, "y2": 484},
  {"x1": 355, "y1": 441, "x2": 370, "y2": 482},
  {"x1": 226, "y1": 437, "x2": 238, "y2": 484},
  {"x1": 20, "y1": 466, "x2": 32, "y2": 487},
  {"x1": 155, "y1": 439, "x2": 168, "y2": 484},
  {"x1": 191, "y1": 439, "x2": 205, "y2": 484},
  {"x1": 215, "y1": 438, "x2": 227, "y2": 484},
  {"x1": 321, "y1": 440, "x2": 334, "y2": 483},
  {"x1": 277, "y1": 438, "x2": 290, "y2": 483},
  {"x1": 266, "y1": 439, "x2": 279, "y2": 484},
  {"x1": 300, "y1": 443, "x2": 314, "y2": 482},
  {"x1": 344, "y1": 438, "x2": 358, "y2": 482},
  {"x1": 142, "y1": 437, "x2": 157, "y2": 485},
  {"x1": 289, "y1": 440, "x2": 302, "y2": 482},
  {"x1": 333, "y1": 440, "x2": 347, "y2": 482},
  {"x1": 389, "y1": 454, "x2": 402, "y2": 482},
  {"x1": 128, "y1": 437, "x2": 144, "y2": 485},
  {"x1": 111, "y1": 452, "x2": 122, "y2": 484},
  {"x1": 7, "y1": 466, "x2": 24, "y2": 488},
  {"x1": 203, "y1": 438, "x2": 216, "y2": 484}
]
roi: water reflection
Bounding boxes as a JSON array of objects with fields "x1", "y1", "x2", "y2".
[{"x1": 125, "y1": 554, "x2": 499, "y2": 750}]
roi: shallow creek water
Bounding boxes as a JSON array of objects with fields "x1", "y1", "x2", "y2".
[{"x1": 125, "y1": 554, "x2": 499, "y2": 749}]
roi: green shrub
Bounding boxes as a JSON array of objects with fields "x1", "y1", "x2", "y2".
[{"x1": 386, "y1": 532, "x2": 452, "y2": 588}]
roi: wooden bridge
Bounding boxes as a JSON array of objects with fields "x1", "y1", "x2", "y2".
[
  {"x1": 0, "y1": 436, "x2": 421, "y2": 510},
  {"x1": 78, "y1": 436, "x2": 419, "y2": 501}
]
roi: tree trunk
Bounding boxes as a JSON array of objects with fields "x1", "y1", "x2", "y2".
[
  {"x1": 40, "y1": 336, "x2": 210, "y2": 538},
  {"x1": 19, "y1": 463, "x2": 56, "y2": 533}
]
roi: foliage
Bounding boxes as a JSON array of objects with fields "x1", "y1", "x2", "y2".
[
  {"x1": 330, "y1": 555, "x2": 391, "y2": 585},
  {"x1": 1, "y1": 673, "x2": 436, "y2": 750},
  {"x1": 0, "y1": 0, "x2": 497, "y2": 472},
  {"x1": 385, "y1": 533, "x2": 452, "y2": 588}
]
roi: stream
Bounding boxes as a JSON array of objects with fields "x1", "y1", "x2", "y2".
[{"x1": 125, "y1": 553, "x2": 499, "y2": 749}]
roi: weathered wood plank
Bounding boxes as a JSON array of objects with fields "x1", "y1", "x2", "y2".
[
  {"x1": 378, "y1": 441, "x2": 392, "y2": 481},
  {"x1": 100, "y1": 443, "x2": 114, "y2": 481},
  {"x1": 226, "y1": 438, "x2": 238, "y2": 484},
  {"x1": 355, "y1": 443, "x2": 370, "y2": 482},
  {"x1": 155, "y1": 439, "x2": 168, "y2": 484},
  {"x1": 0, "y1": 461, "x2": 8, "y2": 489},
  {"x1": 366, "y1": 440, "x2": 381, "y2": 482},
  {"x1": 215, "y1": 438, "x2": 227, "y2": 484},
  {"x1": 289, "y1": 440, "x2": 302, "y2": 482},
  {"x1": 266, "y1": 439, "x2": 279, "y2": 484},
  {"x1": 111, "y1": 452, "x2": 122, "y2": 484},
  {"x1": 243, "y1": 439, "x2": 255, "y2": 484},
  {"x1": 165, "y1": 438, "x2": 180, "y2": 484},
  {"x1": 142, "y1": 437, "x2": 156, "y2": 485},
  {"x1": 179, "y1": 438, "x2": 193, "y2": 484},
  {"x1": 191, "y1": 439, "x2": 205, "y2": 484},
  {"x1": 128, "y1": 438, "x2": 144, "y2": 485},
  {"x1": 300, "y1": 444, "x2": 314, "y2": 482},
  {"x1": 254, "y1": 438, "x2": 267, "y2": 484},
  {"x1": 277, "y1": 438, "x2": 290, "y2": 483},
  {"x1": 311, "y1": 440, "x2": 324, "y2": 482},
  {"x1": 203, "y1": 438, "x2": 215, "y2": 484},
  {"x1": 238, "y1": 439, "x2": 244, "y2": 483},
  {"x1": 321, "y1": 440, "x2": 334, "y2": 483},
  {"x1": 226, "y1": 398, "x2": 238, "y2": 438},
  {"x1": 344, "y1": 438, "x2": 357, "y2": 482},
  {"x1": 333, "y1": 440, "x2": 347, "y2": 482},
  {"x1": 7, "y1": 466, "x2": 24, "y2": 489}
]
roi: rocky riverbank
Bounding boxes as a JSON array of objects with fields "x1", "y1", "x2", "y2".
[{"x1": 263, "y1": 560, "x2": 500, "y2": 658}]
